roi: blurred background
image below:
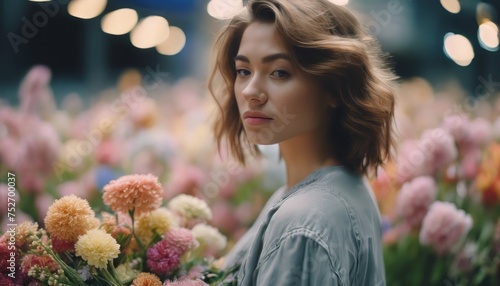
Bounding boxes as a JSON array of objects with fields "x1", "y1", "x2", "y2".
[
  {"x1": 1, "y1": 1, "x2": 500, "y2": 284},
  {"x1": 0, "y1": 0, "x2": 499, "y2": 103}
]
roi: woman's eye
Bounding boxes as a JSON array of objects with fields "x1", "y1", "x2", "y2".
[
  {"x1": 236, "y1": 69, "x2": 250, "y2": 77},
  {"x1": 271, "y1": 70, "x2": 290, "y2": 79}
]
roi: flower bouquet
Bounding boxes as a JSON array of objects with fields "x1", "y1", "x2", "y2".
[
  {"x1": 374, "y1": 114, "x2": 500, "y2": 286},
  {"x1": 1, "y1": 174, "x2": 238, "y2": 286}
]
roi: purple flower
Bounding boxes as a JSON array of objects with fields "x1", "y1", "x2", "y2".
[
  {"x1": 164, "y1": 228, "x2": 198, "y2": 253},
  {"x1": 146, "y1": 228, "x2": 197, "y2": 275},
  {"x1": 147, "y1": 240, "x2": 182, "y2": 275}
]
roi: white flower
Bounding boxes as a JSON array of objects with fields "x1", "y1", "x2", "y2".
[
  {"x1": 78, "y1": 266, "x2": 91, "y2": 281},
  {"x1": 192, "y1": 224, "x2": 227, "y2": 251},
  {"x1": 168, "y1": 194, "x2": 212, "y2": 222}
]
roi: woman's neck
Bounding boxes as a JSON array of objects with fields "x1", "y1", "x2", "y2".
[{"x1": 279, "y1": 133, "x2": 339, "y2": 191}]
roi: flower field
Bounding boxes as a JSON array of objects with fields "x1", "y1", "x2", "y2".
[{"x1": 1, "y1": 67, "x2": 500, "y2": 285}]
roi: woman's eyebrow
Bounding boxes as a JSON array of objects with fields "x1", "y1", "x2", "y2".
[{"x1": 234, "y1": 53, "x2": 291, "y2": 63}]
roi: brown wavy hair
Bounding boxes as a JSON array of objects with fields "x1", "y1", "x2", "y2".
[{"x1": 208, "y1": 0, "x2": 397, "y2": 175}]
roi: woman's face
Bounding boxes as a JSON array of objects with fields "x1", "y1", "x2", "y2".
[{"x1": 234, "y1": 22, "x2": 332, "y2": 145}]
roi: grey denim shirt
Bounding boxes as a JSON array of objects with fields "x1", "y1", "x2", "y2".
[{"x1": 224, "y1": 166, "x2": 386, "y2": 286}]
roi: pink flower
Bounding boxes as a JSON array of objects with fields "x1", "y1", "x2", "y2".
[
  {"x1": 15, "y1": 120, "x2": 61, "y2": 177},
  {"x1": 163, "y1": 278, "x2": 209, "y2": 286},
  {"x1": 96, "y1": 140, "x2": 122, "y2": 166},
  {"x1": 146, "y1": 240, "x2": 182, "y2": 274},
  {"x1": 186, "y1": 265, "x2": 204, "y2": 280},
  {"x1": 163, "y1": 228, "x2": 198, "y2": 253},
  {"x1": 420, "y1": 201, "x2": 473, "y2": 255},
  {"x1": 21, "y1": 254, "x2": 59, "y2": 274},
  {"x1": 211, "y1": 201, "x2": 238, "y2": 233},
  {"x1": 421, "y1": 128, "x2": 457, "y2": 171},
  {"x1": 442, "y1": 114, "x2": 470, "y2": 143},
  {"x1": 18, "y1": 65, "x2": 55, "y2": 117},
  {"x1": 146, "y1": 228, "x2": 197, "y2": 275},
  {"x1": 51, "y1": 236, "x2": 75, "y2": 253},
  {"x1": 459, "y1": 147, "x2": 481, "y2": 180},
  {"x1": 163, "y1": 161, "x2": 207, "y2": 200},
  {"x1": 0, "y1": 241, "x2": 16, "y2": 274},
  {"x1": 0, "y1": 274, "x2": 15, "y2": 286},
  {"x1": 103, "y1": 174, "x2": 164, "y2": 216},
  {"x1": 396, "y1": 139, "x2": 419, "y2": 183},
  {"x1": 468, "y1": 118, "x2": 492, "y2": 147},
  {"x1": 396, "y1": 176, "x2": 437, "y2": 228}
]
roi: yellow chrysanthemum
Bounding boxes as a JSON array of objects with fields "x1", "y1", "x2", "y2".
[
  {"x1": 15, "y1": 221, "x2": 39, "y2": 247},
  {"x1": 131, "y1": 272, "x2": 162, "y2": 286},
  {"x1": 44, "y1": 195, "x2": 99, "y2": 242},
  {"x1": 135, "y1": 208, "x2": 178, "y2": 245},
  {"x1": 75, "y1": 229, "x2": 120, "y2": 269}
]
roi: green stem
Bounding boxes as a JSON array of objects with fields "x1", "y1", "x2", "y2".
[
  {"x1": 37, "y1": 240, "x2": 87, "y2": 286},
  {"x1": 129, "y1": 209, "x2": 145, "y2": 252},
  {"x1": 101, "y1": 267, "x2": 123, "y2": 286}
]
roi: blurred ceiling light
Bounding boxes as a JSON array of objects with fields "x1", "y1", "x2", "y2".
[
  {"x1": 478, "y1": 21, "x2": 499, "y2": 51},
  {"x1": 156, "y1": 26, "x2": 186, "y2": 56},
  {"x1": 207, "y1": 0, "x2": 244, "y2": 20},
  {"x1": 68, "y1": 0, "x2": 107, "y2": 20},
  {"x1": 130, "y1": 16, "x2": 170, "y2": 49},
  {"x1": 29, "y1": 0, "x2": 51, "y2": 2},
  {"x1": 443, "y1": 33, "x2": 475, "y2": 66},
  {"x1": 101, "y1": 9, "x2": 138, "y2": 35},
  {"x1": 329, "y1": 0, "x2": 349, "y2": 5},
  {"x1": 440, "y1": 0, "x2": 460, "y2": 14}
]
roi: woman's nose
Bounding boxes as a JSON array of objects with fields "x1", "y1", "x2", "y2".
[{"x1": 241, "y1": 75, "x2": 267, "y2": 105}]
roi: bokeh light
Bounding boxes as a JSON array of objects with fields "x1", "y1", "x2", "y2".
[
  {"x1": 207, "y1": 0, "x2": 244, "y2": 20},
  {"x1": 68, "y1": 0, "x2": 107, "y2": 20},
  {"x1": 329, "y1": 0, "x2": 349, "y2": 5},
  {"x1": 101, "y1": 9, "x2": 138, "y2": 36},
  {"x1": 130, "y1": 16, "x2": 170, "y2": 49},
  {"x1": 440, "y1": 0, "x2": 460, "y2": 14},
  {"x1": 156, "y1": 26, "x2": 187, "y2": 56},
  {"x1": 443, "y1": 33, "x2": 475, "y2": 66},
  {"x1": 478, "y1": 21, "x2": 499, "y2": 51}
]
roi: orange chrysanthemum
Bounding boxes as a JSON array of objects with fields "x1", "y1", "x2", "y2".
[
  {"x1": 103, "y1": 174, "x2": 164, "y2": 216},
  {"x1": 131, "y1": 272, "x2": 162, "y2": 286},
  {"x1": 44, "y1": 195, "x2": 99, "y2": 242}
]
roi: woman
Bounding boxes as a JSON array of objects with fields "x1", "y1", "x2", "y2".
[{"x1": 209, "y1": 0, "x2": 397, "y2": 285}]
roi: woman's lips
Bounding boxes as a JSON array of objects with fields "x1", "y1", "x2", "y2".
[
  {"x1": 243, "y1": 111, "x2": 273, "y2": 125},
  {"x1": 244, "y1": 117, "x2": 273, "y2": 125}
]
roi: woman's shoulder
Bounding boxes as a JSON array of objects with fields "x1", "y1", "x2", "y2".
[{"x1": 267, "y1": 169, "x2": 378, "y2": 243}]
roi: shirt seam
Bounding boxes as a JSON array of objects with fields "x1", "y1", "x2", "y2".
[
  {"x1": 276, "y1": 187, "x2": 364, "y2": 284},
  {"x1": 255, "y1": 227, "x2": 344, "y2": 286}
]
